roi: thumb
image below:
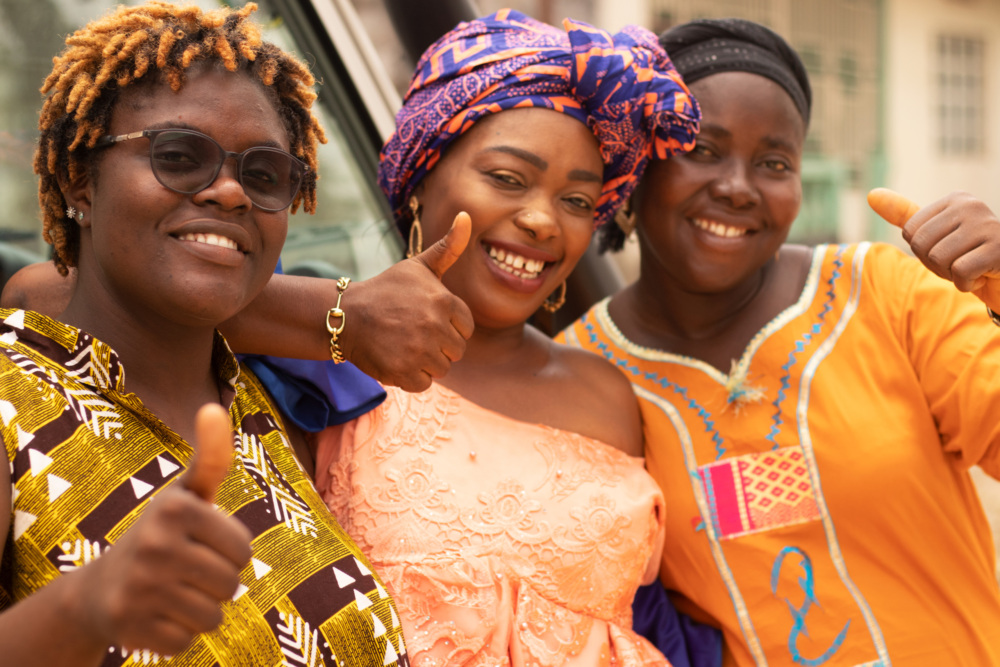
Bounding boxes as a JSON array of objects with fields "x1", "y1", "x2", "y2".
[
  {"x1": 414, "y1": 211, "x2": 471, "y2": 279},
  {"x1": 867, "y1": 188, "x2": 921, "y2": 228},
  {"x1": 181, "y1": 403, "x2": 234, "y2": 504}
]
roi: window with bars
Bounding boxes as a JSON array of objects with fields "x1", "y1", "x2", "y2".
[{"x1": 935, "y1": 34, "x2": 985, "y2": 156}]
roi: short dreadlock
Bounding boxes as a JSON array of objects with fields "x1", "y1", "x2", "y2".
[{"x1": 35, "y1": 1, "x2": 326, "y2": 274}]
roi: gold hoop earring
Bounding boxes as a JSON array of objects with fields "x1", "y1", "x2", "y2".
[
  {"x1": 542, "y1": 281, "x2": 567, "y2": 313},
  {"x1": 614, "y1": 200, "x2": 636, "y2": 236},
  {"x1": 407, "y1": 196, "x2": 423, "y2": 258}
]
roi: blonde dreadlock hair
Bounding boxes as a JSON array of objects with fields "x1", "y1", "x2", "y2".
[{"x1": 36, "y1": 1, "x2": 326, "y2": 275}]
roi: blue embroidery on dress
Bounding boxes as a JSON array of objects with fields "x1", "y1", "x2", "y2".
[
  {"x1": 583, "y1": 317, "x2": 727, "y2": 459},
  {"x1": 765, "y1": 247, "x2": 846, "y2": 449},
  {"x1": 771, "y1": 546, "x2": 850, "y2": 666}
]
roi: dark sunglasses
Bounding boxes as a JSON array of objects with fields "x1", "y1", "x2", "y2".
[{"x1": 95, "y1": 128, "x2": 308, "y2": 212}]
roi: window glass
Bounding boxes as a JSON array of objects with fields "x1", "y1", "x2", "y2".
[{"x1": 0, "y1": 0, "x2": 400, "y2": 282}]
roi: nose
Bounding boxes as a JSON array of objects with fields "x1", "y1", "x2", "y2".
[
  {"x1": 514, "y1": 203, "x2": 559, "y2": 241},
  {"x1": 708, "y1": 159, "x2": 760, "y2": 209},
  {"x1": 193, "y1": 158, "x2": 253, "y2": 211}
]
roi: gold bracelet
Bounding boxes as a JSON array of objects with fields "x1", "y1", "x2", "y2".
[
  {"x1": 989, "y1": 306, "x2": 1000, "y2": 328},
  {"x1": 325, "y1": 277, "x2": 351, "y2": 364}
]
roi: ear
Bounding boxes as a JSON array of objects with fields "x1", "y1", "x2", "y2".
[{"x1": 58, "y1": 168, "x2": 94, "y2": 229}]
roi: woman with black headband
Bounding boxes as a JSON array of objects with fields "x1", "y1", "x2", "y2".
[{"x1": 562, "y1": 17, "x2": 1000, "y2": 666}]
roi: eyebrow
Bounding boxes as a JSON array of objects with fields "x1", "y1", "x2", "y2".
[
  {"x1": 484, "y1": 145, "x2": 603, "y2": 183},
  {"x1": 486, "y1": 145, "x2": 548, "y2": 170},
  {"x1": 700, "y1": 122, "x2": 800, "y2": 154}
]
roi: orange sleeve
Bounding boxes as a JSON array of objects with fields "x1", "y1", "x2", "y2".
[{"x1": 871, "y1": 243, "x2": 1000, "y2": 478}]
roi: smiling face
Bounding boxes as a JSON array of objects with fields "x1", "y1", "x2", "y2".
[
  {"x1": 415, "y1": 107, "x2": 603, "y2": 330},
  {"x1": 634, "y1": 71, "x2": 805, "y2": 296},
  {"x1": 69, "y1": 65, "x2": 289, "y2": 330}
]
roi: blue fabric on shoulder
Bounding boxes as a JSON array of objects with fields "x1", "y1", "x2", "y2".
[
  {"x1": 237, "y1": 260, "x2": 386, "y2": 432},
  {"x1": 632, "y1": 583, "x2": 724, "y2": 667}
]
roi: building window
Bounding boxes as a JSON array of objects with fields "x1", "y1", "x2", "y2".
[{"x1": 936, "y1": 35, "x2": 984, "y2": 156}]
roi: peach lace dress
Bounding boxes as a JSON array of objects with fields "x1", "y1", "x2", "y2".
[{"x1": 314, "y1": 382, "x2": 669, "y2": 667}]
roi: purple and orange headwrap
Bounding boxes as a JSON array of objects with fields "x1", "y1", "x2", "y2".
[{"x1": 377, "y1": 9, "x2": 701, "y2": 232}]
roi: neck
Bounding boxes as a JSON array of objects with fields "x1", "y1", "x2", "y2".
[
  {"x1": 60, "y1": 285, "x2": 222, "y2": 442},
  {"x1": 628, "y1": 262, "x2": 772, "y2": 344}
]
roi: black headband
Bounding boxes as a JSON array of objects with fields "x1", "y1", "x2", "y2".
[{"x1": 661, "y1": 19, "x2": 811, "y2": 126}]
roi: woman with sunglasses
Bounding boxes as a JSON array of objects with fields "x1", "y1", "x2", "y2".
[
  {"x1": 311, "y1": 11, "x2": 701, "y2": 666},
  {"x1": 0, "y1": 3, "x2": 411, "y2": 665},
  {"x1": 562, "y1": 18, "x2": 1000, "y2": 666}
]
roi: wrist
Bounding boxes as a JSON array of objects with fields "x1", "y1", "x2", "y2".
[{"x1": 325, "y1": 277, "x2": 351, "y2": 364}]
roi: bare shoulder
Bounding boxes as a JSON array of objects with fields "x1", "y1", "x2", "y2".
[
  {"x1": 0, "y1": 262, "x2": 74, "y2": 316},
  {"x1": 546, "y1": 340, "x2": 643, "y2": 457}
]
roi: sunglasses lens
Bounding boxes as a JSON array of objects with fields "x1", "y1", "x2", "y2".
[
  {"x1": 241, "y1": 148, "x2": 304, "y2": 212},
  {"x1": 150, "y1": 131, "x2": 222, "y2": 194},
  {"x1": 149, "y1": 131, "x2": 303, "y2": 211}
]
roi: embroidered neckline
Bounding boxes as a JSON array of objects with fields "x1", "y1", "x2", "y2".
[{"x1": 594, "y1": 244, "x2": 829, "y2": 385}]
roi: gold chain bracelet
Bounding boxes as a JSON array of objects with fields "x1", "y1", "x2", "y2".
[{"x1": 325, "y1": 277, "x2": 351, "y2": 364}]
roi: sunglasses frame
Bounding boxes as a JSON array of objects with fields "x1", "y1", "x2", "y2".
[{"x1": 95, "y1": 128, "x2": 309, "y2": 212}]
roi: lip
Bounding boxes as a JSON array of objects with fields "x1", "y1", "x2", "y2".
[
  {"x1": 169, "y1": 220, "x2": 253, "y2": 267},
  {"x1": 479, "y1": 240, "x2": 557, "y2": 293}
]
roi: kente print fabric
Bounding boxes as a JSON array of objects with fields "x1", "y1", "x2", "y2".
[
  {"x1": 0, "y1": 309, "x2": 409, "y2": 667},
  {"x1": 561, "y1": 243, "x2": 1000, "y2": 667},
  {"x1": 313, "y1": 382, "x2": 669, "y2": 666},
  {"x1": 377, "y1": 8, "x2": 700, "y2": 229}
]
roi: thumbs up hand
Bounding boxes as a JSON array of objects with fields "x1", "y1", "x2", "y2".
[
  {"x1": 76, "y1": 403, "x2": 252, "y2": 657},
  {"x1": 869, "y1": 188, "x2": 1000, "y2": 313},
  {"x1": 336, "y1": 212, "x2": 475, "y2": 392}
]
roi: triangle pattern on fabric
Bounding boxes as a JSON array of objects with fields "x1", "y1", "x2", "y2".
[
  {"x1": 4, "y1": 309, "x2": 25, "y2": 329},
  {"x1": 16, "y1": 426, "x2": 34, "y2": 451},
  {"x1": 13, "y1": 510, "x2": 36, "y2": 540},
  {"x1": 372, "y1": 613, "x2": 387, "y2": 638},
  {"x1": 48, "y1": 474, "x2": 71, "y2": 502},
  {"x1": 252, "y1": 558, "x2": 272, "y2": 580},
  {"x1": 382, "y1": 639, "x2": 398, "y2": 666},
  {"x1": 130, "y1": 477, "x2": 154, "y2": 499},
  {"x1": 29, "y1": 449, "x2": 53, "y2": 476},
  {"x1": 156, "y1": 456, "x2": 180, "y2": 477},
  {"x1": 354, "y1": 588, "x2": 373, "y2": 611},
  {"x1": 333, "y1": 567, "x2": 356, "y2": 588}
]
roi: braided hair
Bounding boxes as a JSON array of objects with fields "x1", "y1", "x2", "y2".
[{"x1": 35, "y1": 1, "x2": 326, "y2": 274}]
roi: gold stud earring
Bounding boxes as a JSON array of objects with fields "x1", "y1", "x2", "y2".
[
  {"x1": 542, "y1": 281, "x2": 567, "y2": 313},
  {"x1": 407, "y1": 196, "x2": 423, "y2": 258}
]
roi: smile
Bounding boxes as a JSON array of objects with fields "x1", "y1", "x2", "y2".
[
  {"x1": 486, "y1": 244, "x2": 547, "y2": 280},
  {"x1": 692, "y1": 218, "x2": 749, "y2": 238},
  {"x1": 178, "y1": 232, "x2": 242, "y2": 252}
]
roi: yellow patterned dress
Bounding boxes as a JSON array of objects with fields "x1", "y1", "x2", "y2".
[
  {"x1": 561, "y1": 243, "x2": 1000, "y2": 667},
  {"x1": 0, "y1": 308, "x2": 408, "y2": 667}
]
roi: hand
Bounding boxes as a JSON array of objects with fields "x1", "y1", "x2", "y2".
[
  {"x1": 868, "y1": 188, "x2": 1000, "y2": 312},
  {"x1": 78, "y1": 404, "x2": 252, "y2": 656},
  {"x1": 339, "y1": 212, "x2": 475, "y2": 392}
]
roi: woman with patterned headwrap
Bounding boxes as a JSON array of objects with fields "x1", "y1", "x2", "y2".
[
  {"x1": 311, "y1": 9, "x2": 699, "y2": 666},
  {"x1": 561, "y1": 17, "x2": 1000, "y2": 666}
]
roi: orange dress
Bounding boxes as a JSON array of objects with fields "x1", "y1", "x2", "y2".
[
  {"x1": 561, "y1": 243, "x2": 1000, "y2": 667},
  {"x1": 314, "y1": 382, "x2": 669, "y2": 667}
]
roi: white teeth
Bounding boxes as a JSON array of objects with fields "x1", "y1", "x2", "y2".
[
  {"x1": 693, "y1": 218, "x2": 748, "y2": 238},
  {"x1": 179, "y1": 232, "x2": 239, "y2": 251},
  {"x1": 487, "y1": 244, "x2": 544, "y2": 279}
]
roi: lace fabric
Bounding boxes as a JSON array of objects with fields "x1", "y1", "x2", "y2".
[{"x1": 315, "y1": 383, "x2": 669, "y2": 666}]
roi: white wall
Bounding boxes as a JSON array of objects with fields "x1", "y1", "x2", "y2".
[{"x1": 884, "y1": 0, "x2": 1000, "y2": 211}]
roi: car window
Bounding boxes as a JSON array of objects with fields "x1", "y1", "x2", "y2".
[{"x1": 0, "y1": 0, "x2": 401, "y2": 285}]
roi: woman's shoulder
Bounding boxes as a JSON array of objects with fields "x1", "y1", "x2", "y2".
[{"x1": 546, "y1": 338, "x2": 643, "y2": 457}]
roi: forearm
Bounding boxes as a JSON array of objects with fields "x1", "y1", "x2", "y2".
[
  {"x1": 0, "y1": 570, "x2": 108, "y2": 667},
  {"x1": 219, "y1": 273, "x2": 335, "y2": 360}
]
